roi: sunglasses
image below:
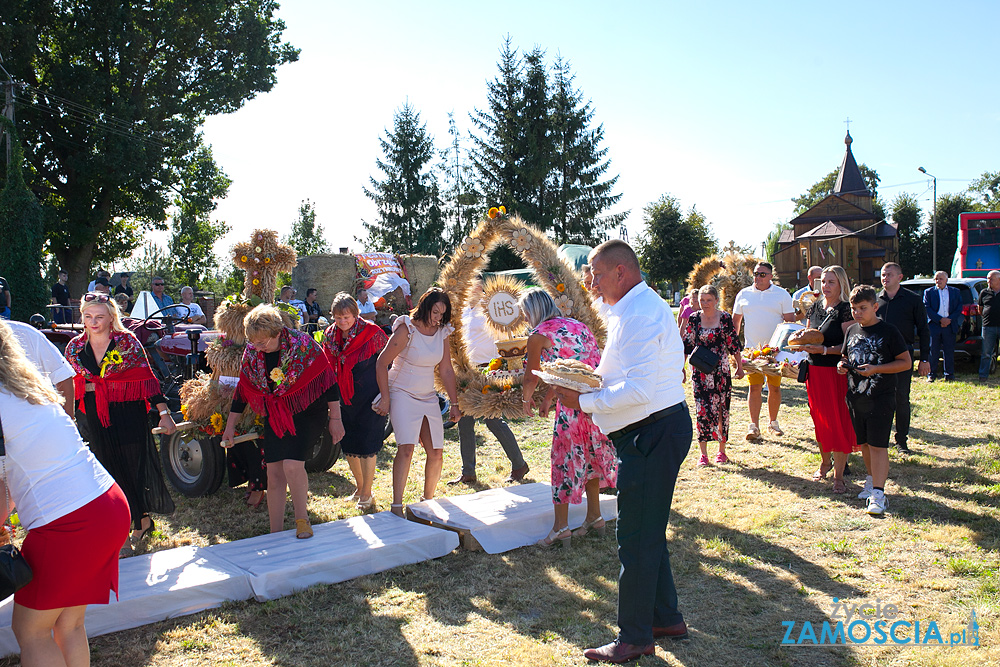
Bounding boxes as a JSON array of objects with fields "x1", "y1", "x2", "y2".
[
  {"x1": 83, "y1": 293, "x2": 110, "y2": 303},
  {"x1": 754, "y1": 272, "x2": 771, "y2": 277},
  {"x1": 153, "y1": 282, "x2": 165, "y2": 286}
]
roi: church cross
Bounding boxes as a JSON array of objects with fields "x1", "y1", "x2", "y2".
[
  {"x1": 844, "y1": 117, "x2": 852, "y2": 133},
  {"x1": 232, "y1": 229, "x2": 297, "y2": 302}
]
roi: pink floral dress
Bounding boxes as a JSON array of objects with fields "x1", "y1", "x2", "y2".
[{"x1": 532, "y1": 317, "x2": 618, "y2": 504}]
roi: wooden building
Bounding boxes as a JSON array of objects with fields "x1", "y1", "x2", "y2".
[{"x1": 774, "y1": 133, "x2": 898, "y2": 289}]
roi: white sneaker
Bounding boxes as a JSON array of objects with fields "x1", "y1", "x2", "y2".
[
  {"x1": 768, "y1": 420, "x2": 784, "y2": 436},
  {"x1": 857, "y1": 476, "x2": 874, "y2": 500},
  {"x1": 746, "y1": 424, "x2": 761, "y2": 441},
  {"x1": 866, "y1": 490, "x2": 887, "y2": 515}
]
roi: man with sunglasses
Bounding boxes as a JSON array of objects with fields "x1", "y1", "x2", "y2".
[
  {"x1": 150, "y1": 277, "x2": 176, "y2": 316},
  {"x1": 732, "y1": 262, "x2": 796, "y2": 440}
]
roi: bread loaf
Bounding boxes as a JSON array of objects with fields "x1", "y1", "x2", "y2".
[
  {"x1": 788, "y1": 328, "x2": 823, "y2": 347},
  {"x1": 541, "y1": 359, "x2": 603, "y2": 388}
]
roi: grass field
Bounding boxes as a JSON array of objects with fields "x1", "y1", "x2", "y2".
[{"x1": 3, "y1": 364, "x2": 998, "y2": 666}]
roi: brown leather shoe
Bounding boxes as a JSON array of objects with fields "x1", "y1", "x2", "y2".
[
  {"x1": 583, "y1": 640, "x2": 654, "y2": 663},
  {"x1": 447, "y1": 474, "x2": 477, "y2": 486},
  {"x1": 652, "y1": 620, "x2": 688, "y2": 640},
  {"x1": 506, "y1": 464, "x2": 530, "y2": 482}
]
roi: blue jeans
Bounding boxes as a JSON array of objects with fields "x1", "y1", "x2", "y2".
[
  {"x1": 928, "y1": 323, "x2": 957, "y2": 379},
  {"x1": 981, "y1": 326, "x2": 1000, "y2": 378},
  {"x1": 612, "y1": 403, "x2": 692, "y2": 645}
]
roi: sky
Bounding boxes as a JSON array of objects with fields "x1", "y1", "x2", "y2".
[{"x1": 199, "y1": 0, "x2": 1000, "y2": 259}]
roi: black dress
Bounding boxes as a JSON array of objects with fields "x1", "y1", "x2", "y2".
[
  {"x1": 340, "y1": 355, "x2": 388, "y2": 458},
  {"x1": 231, "y1": 350, "x2": 339, "y2": 464},
  {"x1": 79, "y1": 340, "x2": 175, "y2": 529}
]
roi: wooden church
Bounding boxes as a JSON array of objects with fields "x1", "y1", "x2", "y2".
[{"x1": 773, "y1": 132, "x2": 898, "y2": 288}]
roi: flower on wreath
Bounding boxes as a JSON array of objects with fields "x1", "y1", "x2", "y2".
[
  {"x1": 499, "y1": 205, "x2": 506, "y2": 215},
  {"x1": 240, "y1": 255, "x2": 248, "y2": 263},
  {"x1": 487, "y1": 358, "x2": 502, "y2": 371},
  {"x1": 554, "y1": 294, "x2": 574, "y2": 316},
  {"x1": 461, "y1": 236, "x2": 486, "y2": 258},
  {"x1": 210, "y1": 412, "x2": 225, "y2": 434},
  {"x1": 253, "y1": 279, "x2": 260, "y2": 285},
  {"x1": 556, "y1": 283, "x2": 566, "y2": 293},
  {"x1": 510, "y1": 227, "x2": 532, "y2": 251},
  {"x1": 180, "y1": 404, "x2": 189, "y2": 419},
  {"x1": 269, "y1": 367, "x2": 285, "y2": 385},
  {"x1": 488, "y1": 207, "x2": 499, "y2": 219}
]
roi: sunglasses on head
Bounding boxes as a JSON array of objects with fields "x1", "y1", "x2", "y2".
[{"x1": 83, "y1": 292, "x2": 110, "y2": 303}]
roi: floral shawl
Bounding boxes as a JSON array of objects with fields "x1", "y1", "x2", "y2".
[
  {"x1": 235, "y1": 327, "x2": 336, "y2": 437},
  {"x1": 65, "y1": 329, "x2": 161, "y2": 427},
  {"x1": 322, "y1": 318, "x2": 388, "y2": 405}
]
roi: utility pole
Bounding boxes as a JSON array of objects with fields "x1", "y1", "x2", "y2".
[{"x1": 1, "y1": 53, "x2": 15, "y2": 167}]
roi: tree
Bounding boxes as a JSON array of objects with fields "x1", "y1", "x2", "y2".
[
  {"x1": 764, "y1": 222, "x2": 791, "y2": 263},
  {"x1": 890, "y1": 193, "x2": 928, "y2": 276},
  {"x1": 549, "y1": 56, "x2": 626, "y2": 244},
  {"x1": 968, "y1": 170, "x2": 1000, "y2": 211},
  {"x1": 284, "y1": 199, "x2": 330, "y2": 257},
  {"x1": 437, "y1": 112, "x2": 481, "y2": 248},
  {"x1": 931, "y1": 193, "x2": 973, "y2": 275},
  {"x1": 636, "y1": 195, "x2": 717, "y2": 285},
  {"x1": 791, "y1": 165, "x2": 885, "y2": 221},
  {"x1": 0, "y1": 0, "x2": 299, "y2": 296},
  {"x1": 0, "y1": 120, "x2": 47, "y2": 320},
  {"x1": 362, "y1": 102, "x2": 445, "y2": 256}
]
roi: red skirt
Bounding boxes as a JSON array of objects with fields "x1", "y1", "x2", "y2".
[
  {"x1": 15, "y1": 484, "x2": 131, "y2": 610},
  {"x1": 805, "y1": 365, "x2": 859, "y2": 453}
]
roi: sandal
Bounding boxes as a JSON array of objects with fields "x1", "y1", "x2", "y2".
[
  {"x1": 572, "y1": 518, "x2": 607, "y2": 538},
  {"x1": 131, "y1": 517, "x2": 155, "y2": 544},
  {"x1": 295, "y1": 518, "x2": 313, "y2": 539},
  {"x1": 247, "y1": 490, "x2": 266, "y2": 509},
  {"x1": 832, "y1": 479, "x2": 847, "y2": 495},
  {"x1": 356, "y1": 496, "x2": 375, "y2": 511},
  {"x1": 538, "y1": 526, "x2": 572, "y2": 547},
  {"x1": 812, "y1": 464, "x2": 832, "y2": 481}
]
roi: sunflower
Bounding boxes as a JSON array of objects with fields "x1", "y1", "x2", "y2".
[
  {"x1": 210, "y1": 412, "x2": 225, "y2": 434},
  {"x1": 488, "y1": 207, "x2": 499, "y2": 219},
  {"x1": 107, "y1": 350, "x2": 123, "y2": 364},
  {"x1": 499, "y1": 205, "x2": 506, "y2": 215}
]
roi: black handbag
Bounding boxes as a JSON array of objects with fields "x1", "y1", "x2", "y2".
[
  {"x1": 797, "y1": 359, "x2": 810, "y2": 383},
  {"x1": 689, "y1": 346, "x2": 721, "y2": 374},
  {"x1": 0, "y1": 412, "x2": 33, "y2": 600}
]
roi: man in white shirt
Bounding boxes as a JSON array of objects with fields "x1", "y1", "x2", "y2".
[
  {"x1": 356, "y1": 288, "x2": 377, "y2": 320},
  {"x1": 7, "y1": 320, "x2": 76, "y2": 416},
  {"x1": 732, "y1": 262, "x2": 796, "y2": 440},
  {"x1": 792, "y1": 266, "x2": 822, "y2": 323},
  {"x1": 556, "y1": 240, "x2": 692, "y2": 662},
  {"x1": 179, "y1": 287, "x2": 207, "y2": 325},
  {"x1": 450, "y1": 282, "x2": 529, "y2": 485}
]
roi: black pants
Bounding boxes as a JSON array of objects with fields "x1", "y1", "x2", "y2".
[
  {"x1": 612, "y1": 403, "x2": 692, "y2": 645},
  {"x1": 892, "y1": 364, "x2": 913, "y2": 446}
]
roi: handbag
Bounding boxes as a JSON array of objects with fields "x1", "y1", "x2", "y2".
[
  {"x1": 689, "y1": 346, "x2": 721, "y2": 374},
  {"x1": 0, "y1": 412, "x2": 33, "y2": 600},
  {"x1": 797, "y1": 359, "x2": 810, "y2": 383}
]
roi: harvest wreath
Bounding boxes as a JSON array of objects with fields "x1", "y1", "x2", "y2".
[{"x1": 436, "y1": 209, "x2": 606, "y2": 419}]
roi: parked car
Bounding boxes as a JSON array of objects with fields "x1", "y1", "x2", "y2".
[{"x1": 900, "y1": 277, "x2": 996, "y2": 374}]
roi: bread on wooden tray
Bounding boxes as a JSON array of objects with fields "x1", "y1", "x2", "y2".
[{"x1": 540, "y1": 359, "x2": 602, "y2": 388}]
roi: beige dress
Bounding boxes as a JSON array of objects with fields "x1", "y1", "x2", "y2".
[{"x1": 388, "y1": 316, "x2": 453, "y2": 449}]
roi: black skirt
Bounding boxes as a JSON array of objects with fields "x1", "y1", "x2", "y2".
[
  {"x1": 340, "y1": 355, "x2": 388, "y2": 458},
  {"x1": 263, "y1": 393, "x2": 328, "y2": 463}
]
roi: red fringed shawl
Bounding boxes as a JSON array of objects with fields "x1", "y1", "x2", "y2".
[
  {"x1": 64, "y1": 330, "x2": 161, "y2": 428},
  {"x1": 322, "y1": 319, "x2": 388, "y2": 405},
  {"x1": 235, "y1": 327, "x2": 336, "y2": 438}
]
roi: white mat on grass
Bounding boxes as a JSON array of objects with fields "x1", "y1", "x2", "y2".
[
  {"x1": 406, "y1": 482, "x2": 618, "y2": 554},
  {"x1": 0, "y1": 545, "x2": 254, "y2": 656},
  {"x1": 206, "y1": 511, "x2": 459, "y2": 601}
]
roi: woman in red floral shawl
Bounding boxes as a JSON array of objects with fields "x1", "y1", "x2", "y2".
[
  {"x1": 221, "y1": 305, "x2": 344, "y2": 539},
  {"x1": 64, "y1": 293, "x2": 177, "y2": 545},
  {"x1": 322, "y1": 292, "x2": 389, "y2": 511}
]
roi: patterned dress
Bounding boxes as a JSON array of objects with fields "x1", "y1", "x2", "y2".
[
  {"x1": 682, "y1": 311, "x2": 743, "y2": 443},
  {"x1": 532, "y1": 317, "x2": 618, "y2": 504}
]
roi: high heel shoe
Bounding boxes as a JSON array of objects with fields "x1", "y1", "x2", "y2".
[
  {"x1": 572, "y1": 517, "x2": 607, "y2": 538},
  {"x1": 356, "y1": 496, "x2": 375, "y2": 511},
  {"x1": 538, "y1": 526, "x2": 572, "y2": 547},
  {"x1": 131, "y1": 517, "x2": 155, "y2": 545}
]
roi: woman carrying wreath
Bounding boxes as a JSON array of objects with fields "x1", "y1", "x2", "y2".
[
  {"x1": 221, "y1": 305, "x2": 344, "y2": 539},
  {"x1": 64, "y1": 293, "x2": 176, "y2": 546},
  {"x1": 322, "y1": 292, "x2": 389, "y2": 511},
  {"x1": 519, "y1": 288, "x2": 617, "y2": 547}
]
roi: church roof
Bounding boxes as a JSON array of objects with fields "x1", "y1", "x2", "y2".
[
  {"x1": 798, "y1": 221, "x2": 854, "y2": 239},
  {"x1": 833, "y1": 131, "x2": 870, "y2": 197}
]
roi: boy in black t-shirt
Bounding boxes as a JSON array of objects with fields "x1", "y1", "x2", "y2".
[{"x1": 838, "y1": 285, "x2": 911, "y2": 516}]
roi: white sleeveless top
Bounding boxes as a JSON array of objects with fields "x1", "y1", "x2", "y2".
[{"x1": 387, "y1": 316, "x2": 453, "y2": 400}]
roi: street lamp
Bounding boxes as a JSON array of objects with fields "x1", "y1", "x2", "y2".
[{"x1": 918, "y1": 167, "x2": 938, "y2": 273}]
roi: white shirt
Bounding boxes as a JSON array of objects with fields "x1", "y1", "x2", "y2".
[
  {"x1": 181, "y1": 301, "x2": 205, "y2": 320},
  {"x1": 733, "y1": 284, "x2": 795, "y2": 348},
  {"x1": 462, "y1": 305, "x2": 497, "y2": 365},
  {"x1": 358, "y1": 299, "x2": 376, "y2": 316},
  {"x1": 579, "y1": 282, "x2": 686, "y2": 434},
  {"x1": 593, "y1": 296, "x2": 611, "y2": 321},
  {"x1": 937, "y1": 287, "x2": 949, "y2": 318},
  {"x1": 7, "y1": 320, "x2": 75, "y2": 386},
  {"x1": 0, "y1": 391, "x2": 114, "y2": 530}
]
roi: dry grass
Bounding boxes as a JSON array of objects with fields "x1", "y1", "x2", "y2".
[{"x1": 3, "y1": 364, "x2": 999, "y2": 666}]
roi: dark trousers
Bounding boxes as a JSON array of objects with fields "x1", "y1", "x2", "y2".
[
  {"x1": 612, "y1": 403, "x2": 692, "y2": 645},
  {"x1": 456, "y1": 415, "x2": 525, "y2": 477},
  {"x1": 928, "y1": 323, "x2": 956, "y2": 379},
  {"x1": 892, "y1": 364, "x2": 913, "y2": 446}
]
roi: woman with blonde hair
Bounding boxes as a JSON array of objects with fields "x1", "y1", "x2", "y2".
[
  {"x1": 1, "y1": 320, "x2": 130, "y2": 666},
  {"x1": 799, "y1": 265, "x2": 858, "y2": 493},
  {"x1": 64, "y1": 293, "x2": 176, "y2": 545},
  {"x1": 374, "y1": 287, "x2": 462, "y2": 517},
  {"x1": 221, "y1": 304, "x2": 342, "y2": 538},
  {"x1": 519, "y1": 288, "x2": 617, "y2": 546},
  {"x1": 322, "y1": 292, "x2": 389, "y2": 510}
]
